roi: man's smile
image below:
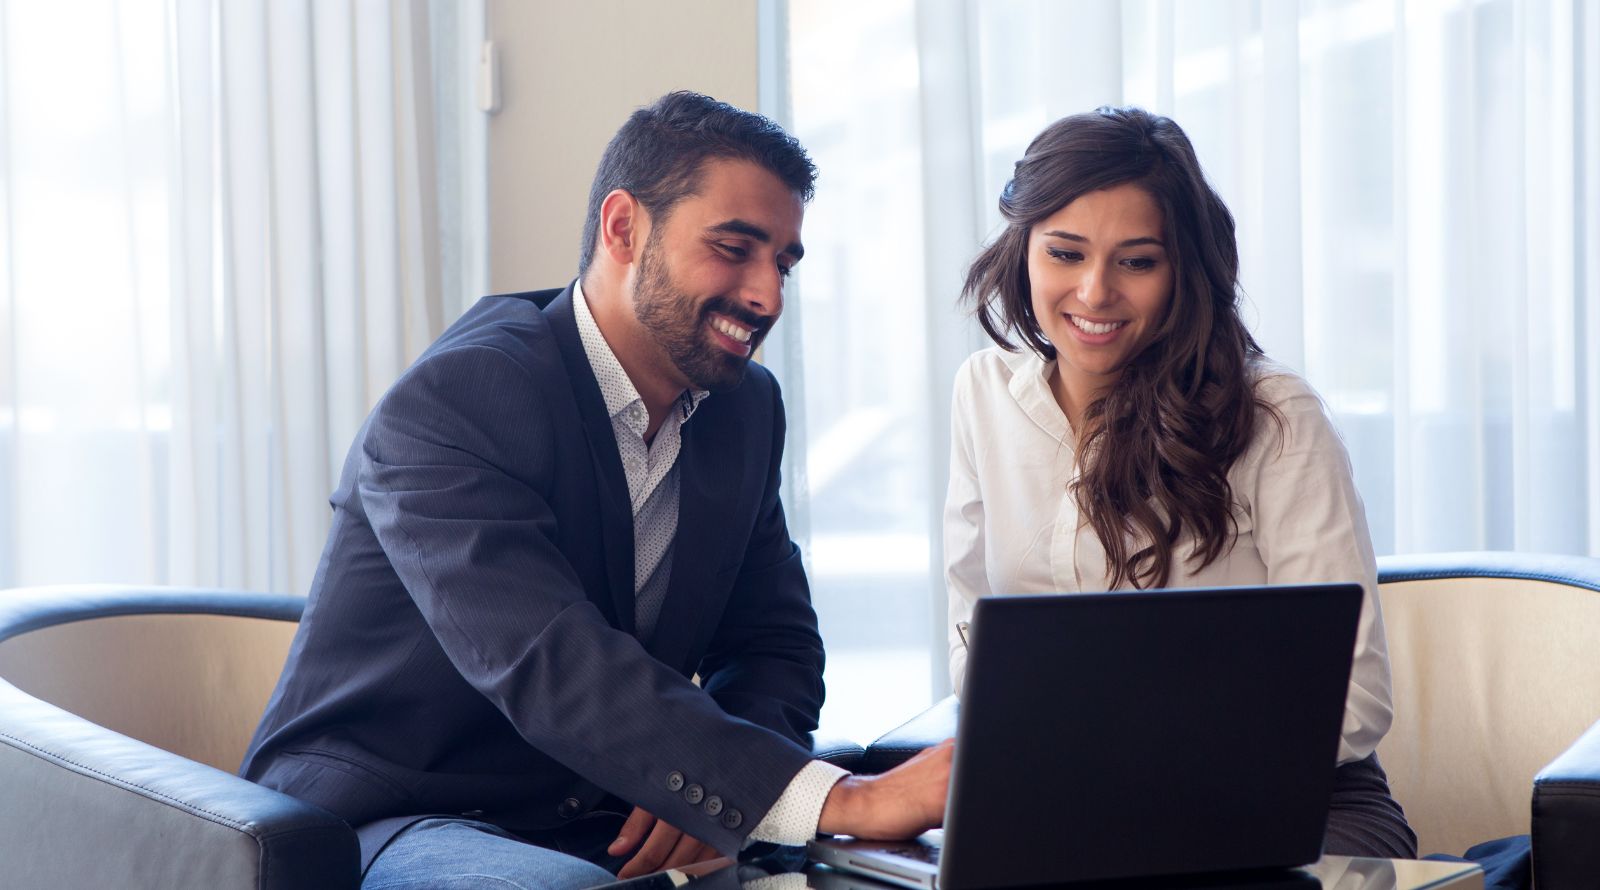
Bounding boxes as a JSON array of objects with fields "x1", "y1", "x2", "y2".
[{"x1": 708, "y1": 312, "x2": 757, "y2": 357}]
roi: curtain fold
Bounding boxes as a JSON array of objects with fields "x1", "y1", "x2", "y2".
[
  {"x1": 0, "y1": 0, "x2": 483, "y2": 593},
  {"x1": 1584, "y1": 0, "x2": 1600, "y2": 556},
  {"x1": 0, "y1": 0, "x2": 15, "y2": 591}
]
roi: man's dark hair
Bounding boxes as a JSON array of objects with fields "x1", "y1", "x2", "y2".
[{"x1": 578, "y1": 91, "x2": 817, "y2": 274}]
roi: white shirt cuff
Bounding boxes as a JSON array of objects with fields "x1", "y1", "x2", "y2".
[{"x1": 745, "y1": 759, "x2": 849, "y2": 846}]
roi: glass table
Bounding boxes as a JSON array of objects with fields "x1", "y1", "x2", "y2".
[{"x1": 599, "y1": 848, "x2": 1482, "y2": 890}]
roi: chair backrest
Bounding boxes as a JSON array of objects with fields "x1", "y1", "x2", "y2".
[
  {"x1": 1376, "y1": 557, "x2": 1600, "y2": 857},
  {"x1": 0, "y1": 612, "x2": 297, "y2": 772}
]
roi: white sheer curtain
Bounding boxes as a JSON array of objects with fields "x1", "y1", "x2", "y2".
[
  {"x1": 0, "y1": 0, "x2": 486, "y2": 594},
  {"x1": 777, "y1": 0, "x2": 1600, "y2": 740}
]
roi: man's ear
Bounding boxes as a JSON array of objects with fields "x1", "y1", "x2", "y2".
[{"x1": 598, "y1": 189, "x2": 644, "y2": 266}]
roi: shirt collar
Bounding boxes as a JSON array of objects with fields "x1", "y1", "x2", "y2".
[
  {"x1": 1002, "y1": 346, "x2": 1072, "y2": 444},
  {"x1": 572, "y1": 278, "x2": 710, "y2": 426}
]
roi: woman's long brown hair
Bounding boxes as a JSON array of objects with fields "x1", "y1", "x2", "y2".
[{"x1": 962, "y1": 107, "x2": 1273, "y2": 589}]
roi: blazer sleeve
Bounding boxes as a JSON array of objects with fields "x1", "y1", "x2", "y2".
[
  {"x1": 356, "y1": 344, "x2": 814, "y2": 853},
  {"x1": 696, "y1": 378, "x2": 827, "y2": 748}
]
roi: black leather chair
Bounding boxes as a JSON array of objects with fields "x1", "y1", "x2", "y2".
[
  {"x1": 861, "y1": 552, "x2": 1600, "y2": 889},
  {"x1": 0, "y1": 585, "x2": 864, "y2": 890}
]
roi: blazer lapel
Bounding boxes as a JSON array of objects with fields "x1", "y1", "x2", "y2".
[
  {"x1": 543, "y1": 286, "x2": 637, "y2": 634},
  {"x1": 648, "y1": 405, "x2": 744, "y2": 673}
]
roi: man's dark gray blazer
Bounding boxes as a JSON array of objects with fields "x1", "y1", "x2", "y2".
[{"x1": 239, "y1": 284, "x2": 825, "y2": 869}]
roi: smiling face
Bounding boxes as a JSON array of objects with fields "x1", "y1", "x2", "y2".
[
  {"x1": 630, "y1": 158, "x2": 804, "y2": 392},
  {"x1": 1027, "y1": 182, "x2": 1174, "y2": 419}
]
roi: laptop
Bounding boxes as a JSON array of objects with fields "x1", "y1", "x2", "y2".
[{"x1": 808, "y1": 583, "x2": 1362, "y2": 890}]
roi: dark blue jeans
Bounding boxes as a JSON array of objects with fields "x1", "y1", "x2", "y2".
[{"x1": 362, "y1": 814, "x2": 630, "y2": 890}]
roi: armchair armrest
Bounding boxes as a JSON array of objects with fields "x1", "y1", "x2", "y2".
[
  {"x1": 0, "y1": 679, "x2": 357, "y2": 890},
  {"x1": 0, "y1": 585, "x2": 355, "y2": 890},
  {"x1": 860, "y1": 695, "x2": 959, "y2": 774},
  {"x1": 810, "y1": 734, "x2": 866, "y2": 772},
  {"x1": 0, "y1": 676, "x2": 357, "y2": 890},
  {"x1": 1533, "y1": 717, "x2": 1600, "y2": 890}
]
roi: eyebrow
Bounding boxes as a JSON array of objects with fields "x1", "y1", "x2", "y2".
[
  {"x1": 710, "y1": 219, "x2": 805, "y2": 261},
  {"x1": 1042, "y1": 230, "x2": 1165, "y2": 249}
]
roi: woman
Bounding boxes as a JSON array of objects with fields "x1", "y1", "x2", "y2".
[{"x1": 944, "y1": 106, "x2": 1416, "y2": 858}]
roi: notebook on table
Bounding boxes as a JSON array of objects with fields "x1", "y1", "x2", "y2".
[{"x1": 808, "y1": 583, "x2": 1362, "y2": 890}]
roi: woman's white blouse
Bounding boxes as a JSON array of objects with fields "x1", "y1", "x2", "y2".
[{"x1": 944, "y1": 346, "x2": 1393, "y2": 765}]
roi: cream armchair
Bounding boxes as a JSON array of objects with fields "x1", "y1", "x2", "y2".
[
  {"x1": 0, "y1": 584, "x2": 865, "y2": 889},
  {"x1": 1375, "y1": 551, "x2": 1600, "y2": 884},
  {"x1": 0, "y1": 586, "x2": 358, "y2": 889}
]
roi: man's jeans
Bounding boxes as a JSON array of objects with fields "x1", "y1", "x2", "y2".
[{"x1": 362, "y1": 814, "x2": 629, "y2": 890}]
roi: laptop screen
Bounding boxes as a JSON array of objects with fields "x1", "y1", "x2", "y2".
[{"x1": 939, "y1": 584, "x2": 1361, "y2": 888}]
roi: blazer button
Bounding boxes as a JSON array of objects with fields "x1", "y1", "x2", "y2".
[
  {"x1": 666, "y1": 771, "x2": 686, "y2": 792},
  {"x1": 683, "y1": 783, "x2": 705, "y2": 805},
  {"x1": 557, "y1": 797, "x2": 581, "y2": 819},
  {"x1": 703, "y1": 795, "x2": 723, "y2": 816},
  {"x1": 721, "y1": 809, "x2": 743, "y2": 829}
]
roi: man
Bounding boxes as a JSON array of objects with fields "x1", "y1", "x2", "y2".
[{"x1": 240, "y1": 91, "x2": 951, "y2": 889}]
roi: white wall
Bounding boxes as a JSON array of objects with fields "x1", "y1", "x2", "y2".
[{"x1": 486, "y1": 1, "x2": 760, "y2": 293}]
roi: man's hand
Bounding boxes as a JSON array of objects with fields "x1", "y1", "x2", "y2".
[
  {"x1": 609, "y1": 807, "x2": 719, "y2": 879},
  {"x1": 818, "y1": 737, "x2": 953, "y2": 840}
]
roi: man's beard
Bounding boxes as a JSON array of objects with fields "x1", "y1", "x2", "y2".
[{"x1": 633, "y1": 236, "x2": 769, "y2": 392}]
